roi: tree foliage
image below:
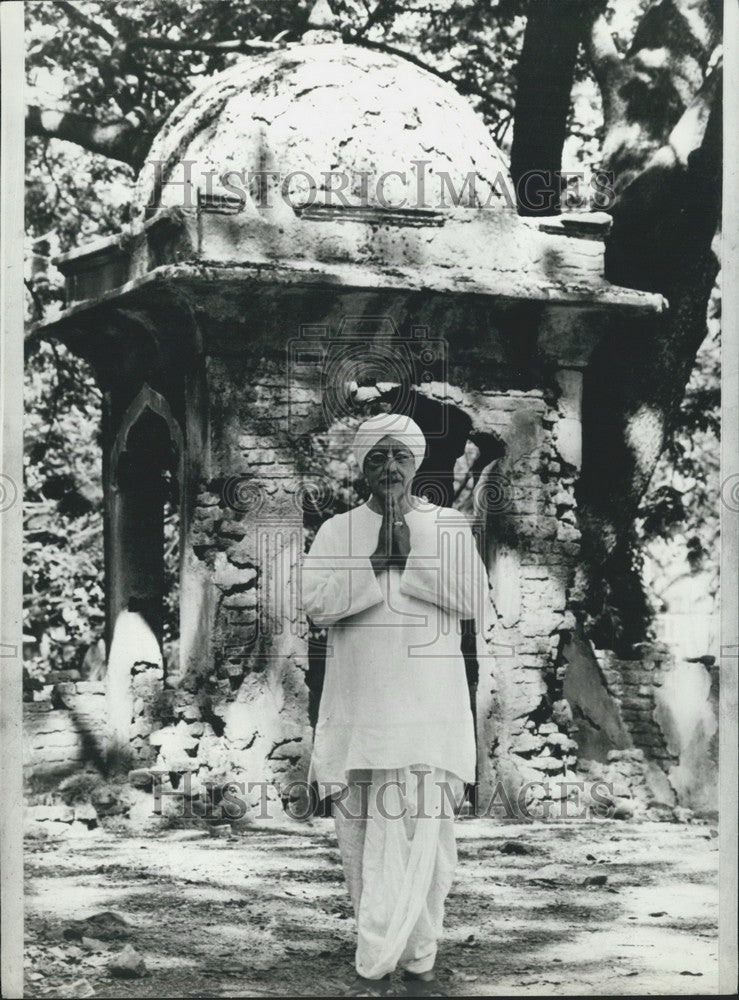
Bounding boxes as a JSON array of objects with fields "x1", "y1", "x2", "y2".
[
  {"x1": 24, "y1": 340, "x2": 105, "y2": 674},
  {"x1": 638, "y1": 286, "x2": 720, "y2": 609}
]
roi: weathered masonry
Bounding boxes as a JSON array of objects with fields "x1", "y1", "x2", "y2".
[{"x1": 36, "y1": 11, "x2": 712, "y2": 822}]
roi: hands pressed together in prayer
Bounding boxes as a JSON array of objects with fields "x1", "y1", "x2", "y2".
[{"x1": 370, "y1": 493, "x2": 411, "y2": 575}]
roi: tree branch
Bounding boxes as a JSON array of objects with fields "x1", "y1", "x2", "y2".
[
  {"x1": 585, "y1": 10, "x2": 623, "y2": 124},
  {"x1": 350, "y1": 36, "x2": 512, "y2": 112},
  {"x1": 26, "y1": 106, "x2": 151, "y2": 169},
  {"x1": 668, "y1": 60, "x2": 721, "y2": 166},
  {"x1": 56, "y1": 0, "x2": 143, "y2": 117},
  {"x1": 57, "y1": 0, "x2": 115, "y2": 46},
  {"x1": 125, "y1": 35, "x2": 283, "y2": 56},
  {"x1": 511, "y1": 0, "x2": 603, "y2": 215},
  {"x1": 354, "y1": 0, "x2": 397, "y2": 37},
  {"x1": 24, "y1": 279, "x2": 44, "y2": 322},
  {"x1": 604, "y1": 64, "x2": 722, "y2": 292},
  {"x1": 347, "y1": 35, "x2": 454, "y2": 82},
  {"x1": 591, "y1": 0, "x2": 722, "y2": 186}
]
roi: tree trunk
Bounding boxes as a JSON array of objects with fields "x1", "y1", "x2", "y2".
[
  {"x1": 511, "y1": 0, "x2": 722, "y2": 650},
  {"x1": 26, "y1": 107, "x2": 151, "y2": 169},
  {"x1": 510, "y1": 0, "x2": 604, "y2": 215}
]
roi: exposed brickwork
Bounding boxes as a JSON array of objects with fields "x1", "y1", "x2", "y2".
[
  {"x1": 596, "y1": 645, "x2": 678, "y2": 769},
  {"x1": 464, "y1": 384, "x2": 584, "y2": 803},
  {"x1": 142, "y1": 357, "x2": 318, "y2": 814},
  {"x1": 23, "y1": 682, "x2": 107, "y2": 782},
  {"x1": 130, "y1": 662, "x2": 165, "y2": 765}
]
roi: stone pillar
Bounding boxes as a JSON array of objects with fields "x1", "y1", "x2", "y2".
[
  {"x1": 105, "y1": 609, "x2": 163, "y2": 758},
  {"x1": 472, "y1": 390, "x2": 569, "y2": 807},
  {"x1": 177, "y1": 364, "x2": 214, "y2": 688},
  {"x1": 150, "y1": 356, "x2": 320, "y2": 817},
  {"x1": 470, "y1": 357, "x2": 592, "y2": 810}
]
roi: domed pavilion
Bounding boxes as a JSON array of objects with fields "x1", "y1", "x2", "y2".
[{"x1": 37, "y1": 7, "x2": 665, "y2": 818}]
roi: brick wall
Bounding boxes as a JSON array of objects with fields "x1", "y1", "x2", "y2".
[
  {"x1": 452, "y1": 382, "x2": 584, "y2": 806},
  {"x1": 23, "y1": 681, "x2": 108, "y2": 782},
  {"x1": 148, "y1": 356, "x2": 318, "y2": 816},
  {"x1": 596, "y1": 645, "x2": 677, "y2": 769}
]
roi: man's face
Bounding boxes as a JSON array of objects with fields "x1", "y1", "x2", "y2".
[{"x1": 363, "y1": 435, "x2": 415, "y2": 502}]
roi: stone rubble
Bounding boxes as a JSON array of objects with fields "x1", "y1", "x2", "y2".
[{"x1": 107, "y1": 944, "x2": 147, "y2": 979}]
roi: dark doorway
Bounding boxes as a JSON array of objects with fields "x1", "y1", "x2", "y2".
[{"x1": 110, "y1": 407, "x2": 181, "y2": 676}]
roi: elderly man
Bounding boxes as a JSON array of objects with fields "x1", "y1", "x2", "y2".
[{"x1": 301, "y1": 413, "x2": 488, "y2": 998}]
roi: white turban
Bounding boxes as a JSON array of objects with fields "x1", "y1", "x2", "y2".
[{"x1": 353, "y1": 413, "x2": 427, "y2": 472}]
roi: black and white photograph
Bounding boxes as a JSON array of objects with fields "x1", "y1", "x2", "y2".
[{"x1": 0, "y1": 0, "x2": 737, "y2": 996}]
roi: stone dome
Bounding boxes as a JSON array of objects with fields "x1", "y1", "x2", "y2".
[{"x1": 133, "y1": 38, "x2": 511, "y2": 223}]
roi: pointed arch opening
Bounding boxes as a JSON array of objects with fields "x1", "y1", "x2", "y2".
[{"x1": 109, "y1": 386, "x2": 184, "y2": 676}]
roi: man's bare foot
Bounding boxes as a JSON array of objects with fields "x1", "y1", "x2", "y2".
[
  {"x1": 402, "y1": 970, "x2": 448, "y2": 997},
  {"x1": 346, "y1": 973, "x2": 392, "y2": 996}
]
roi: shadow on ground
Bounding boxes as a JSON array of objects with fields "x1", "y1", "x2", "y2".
[{"x1": 24, "y1": 818, "x2": 719, "y2": 997}]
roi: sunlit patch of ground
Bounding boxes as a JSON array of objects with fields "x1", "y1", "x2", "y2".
[{"x1": 24, "y1": 818, "x2": 719, "y2": 997}]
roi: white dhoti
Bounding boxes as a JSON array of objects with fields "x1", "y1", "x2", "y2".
[{"x1": 333, "y1": 765, "x2": 464, "y2": 979}]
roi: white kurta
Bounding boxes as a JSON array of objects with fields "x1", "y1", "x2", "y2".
[{"x1": 301, "y1": 499, "x2": 488, "y2": 790}]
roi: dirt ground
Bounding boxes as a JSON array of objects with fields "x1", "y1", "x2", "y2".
[{"x1": 23, "y1": 817, "x2": 719, "y2": 998}]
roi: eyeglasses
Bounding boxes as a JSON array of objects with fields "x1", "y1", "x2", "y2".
[{"x1": 364, "y1": 447, "x2": 414, "y2": 470}]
